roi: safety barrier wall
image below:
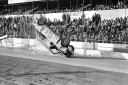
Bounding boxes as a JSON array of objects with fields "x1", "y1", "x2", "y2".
[
  {"x1": 0, "y1": 38, "x2": 128, "y2": 59},
  {"x1": 70, "y1": 41, "x2": 128, "y2": 59},
  {"x1": 1, "y1": 38, "x2": 128, "y2": 52},
  {"x1": 85, "y1": 50, "x2": 128, "y2": 59},
  {"x1": 70, "y1": 41, "x2": 128, "y2": 51},
  {"x1": 2, "y1": 9, "x2": 128, "y2": 21},
  {"x1": 0, "y1": 38, "x2": 50, "y2": 52}
]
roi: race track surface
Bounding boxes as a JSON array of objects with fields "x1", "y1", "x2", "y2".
[
  {"x1": 0, "y1": 47, "x2": 128, "y2": 85},
  {"x1": 0, "y1": 47, "x2": 128, "y2": 74}
]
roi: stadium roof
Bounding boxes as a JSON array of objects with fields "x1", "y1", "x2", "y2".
[
  {"x1": 0, "y1": 0, "x2": 124, "y2": 7},
  {"x1": 0, "y1": 0, "x2": 8, "y2": 5},
  {"x1": 8, "y1": 0, "x2": 58, "y2": 4}
]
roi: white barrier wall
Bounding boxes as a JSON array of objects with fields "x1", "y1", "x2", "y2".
[
  {"x1": 48, "y1": 9, "x2": 128, "y2": 21},
  {"x1": 70, "y1": 41, "x2": 128, "y2": 51},
  {"x1": 0, "y1": 38, "x2": 50, "y2": 52},
  {"x1": 0, "y1": 38, "x2": 128, "y2": 59},
  {"x1": 45, "y1": 9, "x2": 128, "y2": 21},
  {"x1": 1, "y1": 38, "x2": 128, "y2": 52},
  {"x1": 3, "y1": 9, "x2": 128, "y2": 22}
]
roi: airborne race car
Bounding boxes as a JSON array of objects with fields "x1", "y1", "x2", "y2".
[
  {"x1": 38, "y1": 26, "x2": 75, "y2": 58},
  {"x1": 35, "y1": 16, "x2": 75, "y2": 58}
]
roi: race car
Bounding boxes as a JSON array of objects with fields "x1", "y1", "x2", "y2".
[
  {"x1": 49, "y1": 40, "x2": 74, "y2": 58},
  {"x1": 34, "y1": 16, "x2": 74, "y2": 57}
]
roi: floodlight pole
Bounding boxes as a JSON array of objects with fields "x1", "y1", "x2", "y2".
[
  {"x1": 70, "y1": 0, "x2": 71, "y2": 10},
  {"x1": 33, "y1": 0, "x2": 34, "y2": 10},
  {"x1": 33, "y1": 0, "x2": 37, "y2": 54},
  {"x1": 47, "y1": 1, "x2": 49, "y2": 11},
  {"x1": 82, "y1": 0, "x2": 84, "y2": 41},
  {"x1": 106, "y1": 0, "x2": 107, "y2": 5},
  {"x1": 76, "y1": 0, "x2": 78, "y2": 9},
  {"x1": 124, "y1": 0, "x2": 126, "y2": 17},
  {"x1": 58, "y1": 0, "x2": 59, "y2": 11}
]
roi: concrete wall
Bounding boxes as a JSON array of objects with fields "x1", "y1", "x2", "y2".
[
  {"x1": 0, "y1": 38, "x2": 50, "y2": 52},
  {"x1": 70, "y1": 41, "x2": 128, "y2": 52},
  {"x1": 1, "y1": 38, "x2": 128, "y2": 59}
]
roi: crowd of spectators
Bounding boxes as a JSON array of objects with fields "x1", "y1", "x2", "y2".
[
  {"x1": 1, "y1": 0, "x2": 128, "y2": 46},
  {"x1": 48, "y1": 13, "x2": 128, "y2": 44},
  {"x1": 93, "y1": 1, "x2": 126, "y2": 10},
  {"x1": 0, "y1": 16, "x2": 35, "y2": 38},
  {"x1": 0, "y1": 13, "x2": 128, "y2": 44},
  {"x1": 87, "y1": 16, "x2": 128, "y2": 44},
  {"x1": 2, "y1": 8, "x2": 76, "y2": 15}
]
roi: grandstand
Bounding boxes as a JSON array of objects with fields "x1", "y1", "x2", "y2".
[
  {"x1": 0, "y1": 0, "x2": 59, "y2": 15},
  {"x1": 0, "y1": 0, "x2": 128, "y2": 44},
  {"x1": 0, "y1": 0, "x2": 127, "y2": 15},
  {"x1": 0, "y1": 0, "x2": 89, "y2": 15}
]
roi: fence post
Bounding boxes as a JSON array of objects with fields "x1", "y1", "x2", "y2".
[{"x1": 93, "y1": 39, "x2": 95, "y2": 50}]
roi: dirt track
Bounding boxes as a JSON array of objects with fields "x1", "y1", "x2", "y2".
[{"x1": 0, "y1": 55, "x2": 128, "y2": 85}]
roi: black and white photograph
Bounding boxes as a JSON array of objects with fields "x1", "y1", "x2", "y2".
[{"x1": 0, "y1": 0, "x2": 128, "y2": 85}]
